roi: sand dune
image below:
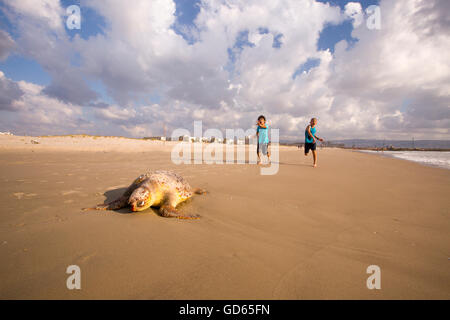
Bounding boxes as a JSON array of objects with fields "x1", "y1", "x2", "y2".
[{"x1": 0, "y1": 135, "x2": 449, "y2": 299}]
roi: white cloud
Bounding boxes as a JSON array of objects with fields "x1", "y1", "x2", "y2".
[
  {"x1": 3, "y1": 0, "x2": 64, "y2": 31},
  {"x1": 324, "y1": 0, "x2": 450, "y2": 139},
  {"x1": 95, "y1": 105, "x2": 137, "y2": 121},
  {"x1": 344, "y1": 2, "x2": 364, "y2": 28},
  {"x1": 0, "y1": 72, "x2": 91, "y2": 135},
  {"x1": 0, "y1": 71, "x2": 24, "y2": 110},
  {"x1": 0, "y1": 30, "x2": 15, "y2": 61},
  {"x1": 0, "y1": 0, "x2": 448, "y2": 140},
  {"x1": 120, "y1": 124, "x2": 153, "y2": 138}
]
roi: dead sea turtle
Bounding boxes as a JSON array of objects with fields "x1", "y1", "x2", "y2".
[{"x1": 84, "y1": 170, "x2": 206, "y2": 219}]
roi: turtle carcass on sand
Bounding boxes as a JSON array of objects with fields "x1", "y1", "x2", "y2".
[{"x1": 84, "y1": 170, "x2": 206, "y2": 219}]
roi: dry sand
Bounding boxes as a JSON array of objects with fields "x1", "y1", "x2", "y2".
[{"x1": 0, "y1": 135, "x2": 449, "y2": 299}]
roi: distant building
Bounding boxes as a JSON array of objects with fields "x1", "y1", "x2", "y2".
[{"x1": 143, "y1": 136, "x2": 167, "y2": 141}]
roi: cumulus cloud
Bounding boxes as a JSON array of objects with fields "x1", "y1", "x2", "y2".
[
  {"x1": 0, "y1": 73, "x2": 93, "y2": 136},
  {"x1": 0, "y1": 0, "x2": 448, "y2": 139},
  {"x1": 0, "y1": 71, "x2": 24, "y2": 110},
  {"x1": 323, "y1": 0, "x2": 450, "y2": 139},
  {"x1": 0, "y1": 30, "x2": 15, "y2": 61},
  {"x1": 2, "y1": 0, "x2": 98, "y2": 105},
  {"x1": 95, "y1": 105, "x2": 137, "y2": 122},
  {"x1": 344, "y1": 2, "x2": 364, "y2": 28},
  {"x1": 2, "y1": 0, "x2": 64, "y2": 30}
]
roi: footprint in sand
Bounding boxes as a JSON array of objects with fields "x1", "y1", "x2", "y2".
[
  {"x1": 25, "y1": 193, "x2": 37, "y2": 197},
  {"x1": 12, "y1": 193, "x2": 36, "y2": 199},
  {"x1": 78, "y1": 252, "x2": 97, "y2": 263},
  {"x1": 54, "y1": 215, "x2": 67, "y2": 222},
  {"x1": 13, "y1": 192, "x2": 25, "y2": 199}
]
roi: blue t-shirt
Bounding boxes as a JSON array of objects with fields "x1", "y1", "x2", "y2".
[
  {"x1": 305, "y1": 126, "x2": 316, "y2": 143},
  {"x1": 257, "y1": 125, "x2": 269, "y2": 144}
]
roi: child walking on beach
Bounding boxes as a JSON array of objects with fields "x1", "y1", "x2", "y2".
[
  {"x1": 256, "y1": 115, "x2": 271, "y2": 165},
  {"x1": 305, "y1": 118, "x2": 324, "y2": 168}
]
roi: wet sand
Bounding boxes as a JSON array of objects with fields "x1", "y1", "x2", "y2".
[{"x1": 0, "y1": 135, "x2": 449, "y2": 299}]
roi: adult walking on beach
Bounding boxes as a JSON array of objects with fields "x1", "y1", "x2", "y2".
[{"x1": 305, "y1": 118, "x2": 324, "y2": 168}]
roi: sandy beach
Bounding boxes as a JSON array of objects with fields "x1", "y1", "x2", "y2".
[{"x1": 0, "y1": 135, "x2": 449, "y2": 299}]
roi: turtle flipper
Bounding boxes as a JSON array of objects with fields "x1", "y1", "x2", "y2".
[
  {"x1": 83, "y1": 175, "x2": 147, "y2": 211},
  {"x1": 193, "y1": 188, "x2": 207, "y2": 195},
  {"x1": 104, "y1": 195, "x2": 129, "y2": 210},
  {"x1": 159, "y1": 205, "x2": 200, "y2": 219},
  {"x1": 83, "y1": 195, "x2": 129, "y2": 211},
  {"x1": 158, "y1": 191, "x2": 200, "y2": 219}
]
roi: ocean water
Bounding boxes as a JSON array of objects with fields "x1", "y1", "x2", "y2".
[
  {"x1": 330, "y1": 139, "x2": 450, "y2": 149},
  {"x1": 360, "y1": 150, "x2": 450, "y2": 170}
]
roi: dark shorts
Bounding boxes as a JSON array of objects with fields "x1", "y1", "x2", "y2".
[
  {"x1": 257, "y1": 143, "x2": 269, "y2": 155},
  {"x1": 304, "y1": 142, "x2": 316, "y2": 154}
]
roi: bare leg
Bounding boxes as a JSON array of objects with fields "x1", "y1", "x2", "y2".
[
  {"x1": 312, "y1": 150, "x2": 317, "y2": 167},
  {"x1": 257, "y1": 152, "x2": 261, "y2": 165}
]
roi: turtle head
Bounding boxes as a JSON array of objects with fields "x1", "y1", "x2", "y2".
[{"x1": 129, "y1": 187, "x2": 153, "y2": 212}]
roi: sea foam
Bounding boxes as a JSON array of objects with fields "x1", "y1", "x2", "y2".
[{"x1": 360, "y1": 150, "x2": 450, "y2": 170}]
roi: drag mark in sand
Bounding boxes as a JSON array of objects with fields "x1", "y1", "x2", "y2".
[{"x1": 62, "y1": 190, "x2": 81, "y2": 196}]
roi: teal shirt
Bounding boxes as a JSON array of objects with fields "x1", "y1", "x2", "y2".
[
  {"x1": 305, "y1": 126, "x2": 316, "y2": 143},
  {"x1": 257, "y1": 125, "x2": 269, "y2": 144}
]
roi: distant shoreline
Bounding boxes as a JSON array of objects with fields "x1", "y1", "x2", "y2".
[
  {"x1": 281, "y1": 143, "x2": 450, "y2": 152},
  {"x1": 2, "y1": 133, "x2": 449, "y2": 151},
  {"x1": 341, "y1": 147, "x2": 450, "y2": 152}
]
